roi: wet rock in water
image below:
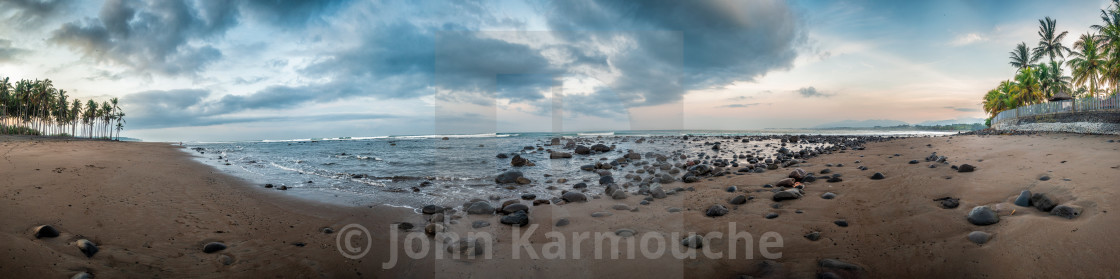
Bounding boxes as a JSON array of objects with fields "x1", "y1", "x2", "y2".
[
  {"x1": 550, "y1": 151, "x2": 572, "y2": 159},
  {"x1": 650, "y1": 184, "x2": 668, "y2": 199},
  {"x1": 521, "y1": 194, "x2": 537, "y2": 200},
  {"x1": 833, "y1": 220, "x2": 849, "y2": 227},
  {"x1": 510, "y1": 155, "x2": 534, "y2": 167},
  {"x1": 870, "y1": 172, "x2": 885, "y2": 180},
  {"x1": 615, "y1": 229, "x2": 637, "y2": 237},
  {"x1": 599, "y1": 176, "x2": 614, "y2": 185},
  {"x1": 573, "y1": 182, "x2": 588, "y2": 189},
  {"x1": 705, "y1": 205, "x2": 729, "y2": 217},
  {"x1": 422, "y1": 205, "x2": 444, "y2": 214},
  {"x1": 591, "y1": 144, "x2": 612, "y2": 152},
  {"x1": 75, "y1": 239, "x2": 98, "y2": 257},
  {"x1": 775, "y1": 178, "x2": 795, "y2": 187},
  {"x1": 71, "y1": 272, "x2": 93, "y2": 279},
  {"x1": 496, "y1": 153, "x2": 509, "y2": 159},
  {"x1": 494, "y1": 170, "x2": 525, "y2": 184},
  {"x1": 425, "y1": 223, "x2": 446, "y2": 236},
  {"x1": 580, "y1": 165, "x2": 595, "y2": 171},
  {"x1": 729, "y1": 195, "x2": 748, "y2": 205},
  {"x1": 515, "y1": 177, "x2": 532, "y2": 185},
  {"x1": 764, "y1": 212, "x2": 779, "y2": 219},
  {"x1": 804, "y1": 231, "x2": 821, "y2": 241},
  {"x1": 789, "y1": 168, "x2": 807, "y2": 181},
  {"x1": 934, "y1": 197, "x2": 960, "y2": 209},
  {"x1": 202, "y1": 242, "x2": 226, "y2": 254},
  {"x1": 466, "y1": 202, "x2": 496, "y2": 215},
  {"x1": 500, "y1": 211, "x2": 530, "y2": 226},
  {"x1": 555, "y1": 218, "x2": 570, "y2": 227},
  {"x1": 501, "y1": 203, "x2": 530, "y2": 215},
  {"x1": 681, "y1": 235, "x2": 704, "y2": 249},
  {"x1": 909, "y1": 160, "x2": 920, "y2": 164},
  {"x1": 574, "y1": 145, "x2": 591, "y2": 155},
  {"x1": 562, "y1": 192, "x2": 588, "y2": 203},
  {"x1": 967, "y1": 231, "x2": 991, "y2": 245},
  {"x1": 1050, "y1": 204, "x2": 1083, "y2": 219},
  {"x1": 33, "y1": 225, "x2": 60, "y2": 238},
  {"x1": 472, "y1": 220, "x2": 491, "y2": 228},
  {"x1": 821, "y1": 192, "x2": 837, "y2": 199},
  {"x1": 958, "y1": 164, "x2": 976, "y2": 173},
  {"x1": 967, "y1": 206, "x2": 999, "y2": 226},
  {"x1": 772, "y1": 190, "x2": 803, "y2": 202},
  {"x1": 1014, "y1": 190, "x2": 1032, "y2": 207},
  {"x1": 1031, "y1": 193, "x2": 1057, "y2": 212},
  {"x1": 532, "y1": 199, "x2": 551, "y2": 206},
  {"x1": 591, "y1": 211, "x2": 613, "y2": 218}
]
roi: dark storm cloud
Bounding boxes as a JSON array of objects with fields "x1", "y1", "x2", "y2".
[
  {"x1": 0, "y1": 39, "x2": 29, "y2": 63},
  {"x1": 122, "y1": 89, "x2": 396, "y2": 128},
  {"x1": 48, "y1": 0, "x2": 239, "y2": 76},
  {"x1": 0, "y1": 0, "x2": 73, "y2": 26},
  {"x1": 796, "y1": 86, "x2": 832, "y2": 98},
  {"x1": 540, "y1": 0, "x2": 804, "y2": 107}
]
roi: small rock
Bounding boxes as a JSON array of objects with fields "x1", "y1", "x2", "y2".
[
  {"x1": 775, "y1": 178, "x2": 795, "y2": 187},
  {"x1": 466, "y1": 202, "x2": 496, "y2": 215},
  {"x1": 1031, "y1": 193, "x2": 1057, "y2": 212},
  {"x1": 33, "y1": 225, "x2": 60, "y2": 238},
  {"x1": 667, "y1": 208, "x2": 682, "y2": 213},
  {"x1": 425, "y1": 223, "x2": 446, "y2": 236},
  {"x1": 909, "y1": 160, "x2": 919, "y2": 164},
  {"x1": 1050, "y1": 204, "x2": 1083, "y2": 219},
  {"x1": 870, "y1": 172, "x2": 885, "y2": 180},
  {"x1": 934, "y1": 197, "x2": 960, "y2": 209},
  {"x1": 202, "y1": 242, "x2": 226, "y2": 254},
  {"x1": 729, "y1": 195, "x2": 748, "y2": 205},
  {"x1": 501, "y1": 203, "x2": 530, "y2": 215},
  {"x1": 958, "y1": 164, "x2": 976, "y2": 172},
  {"x1": 821, "y1": 192, "x2": 837, "y2": 199},
  {"x1": 764, "y1": 212, "x2": 779, "y2": 219},
  {"x1": 967, "y1": 231, "x2": 991, "y2": 244},
  {"x1": 472, "y1": 220, "x2": 491, "y2": 228},
  {"x1": 705, "y1": 205, "x2": 729, "y2": 217},
  {"x1": 1039, "y1": 175, "x2": 1050, "y2": 181},
  {"x1": 967, "y1": 206, "x2": 999, "y2": 226},
  {"x1": 681, "y1": 235, "x2": 704, "y2": 249},
  {"x1": 71, "y1": 272, "x2": 93, "y2": 279},
  {"x1": 615, "y1": 229, "x2": 637, "y2": 237},
  {"x1": 1014, "y1": 190, "x2": 1031, "y2": 207},
  {"x1": 772, "y1": 190, "x2": 802, "y2": 202},
  {"x1": 555, "y1": 218, "x2": 570, "y2": 227},
  {"x1": 521, "y1": 194, "x2": 537, "y2": 200},
  {"x1": 789, "y1": 168, "x2": 807, "y2": 181},
  {"x1": 396, "y1": 222, "x2": 415, "y2": 230},
  {"x1": 320, "y1": 227, "x2": 334, "y2": 234},
  {"x1": 611, "y1": 204, "x2": 631, "y2": 211},
  {"x1": 422, "y1": 205, "x2": 444, "y2": 214},
  {"x1": 75, "y1": 239, "x2": 98, "y2": 257},
  {"x1": 804, "y1": 231, "x2": 821, "y2": 241},
  {"x1": 591, "y1": 211, "x2": 613, "y2": 218},
  {"x1": 833, "y1": 219, "x2": 849, "y2": 227},
  {"x1": 819, "y1": 259, "x2": 863, "y2": 272},
  {"x1": 726, "y1": 186, "x2": 738, "y2": 192},
  {"x1": 562, "y1": 192, "x2": 588, "y2": 203},
  {"x1": 500, "y1": 211, "x2": 530, "y2": 226}
]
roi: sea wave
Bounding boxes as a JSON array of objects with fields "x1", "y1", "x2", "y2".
[{"x1": 389, "y1": 133, "x2": 516, "y2": 139}]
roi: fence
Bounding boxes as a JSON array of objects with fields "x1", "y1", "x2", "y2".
[{"x1": 992, "y1": 94, "x2": 1120, "y2": 125}]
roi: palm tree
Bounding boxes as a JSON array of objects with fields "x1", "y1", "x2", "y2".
[
  {"x1": 1032, "y1": 17, "x2": 1072, "y2": 64},
  {"x1": 1010, "y1": 42, "x2": 1037, "y2": 71},
  {"x1": 1094, "y1": 0, "x2": 1120, "y2": 95},
  {"x1": 84, "y1": 99, "x2": 96, "y2": 138},
  {"x1": 70, "y1": 99, "x2": 81, "y2": 137},
  {"x1": 1068, "y1": 32, "x2": 1106, "y2": 97},
  {"x1": 1012, "y1": 67, "x2": 1044, "y2": 105},
  {"x1": 1038, "y1": 61, "x2": 1072, "y2": 99}
]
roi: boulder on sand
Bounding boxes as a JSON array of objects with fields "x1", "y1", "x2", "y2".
[
  {"x1": 494, "y1": 171, "x2": 525, "y2": 184},
  {"x1": 966, "y1": 206, "x2": 999, "y2": 226},
  {"x1": 562, "y1": 192, "x2": 588, "y2": 203},
  {"x1": 1030, "y1": 193, "x2": 1058, "y2": 212}
]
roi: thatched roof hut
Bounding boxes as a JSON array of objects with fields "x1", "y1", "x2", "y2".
[{"x1": 1048, "y1": 91, "x2": 1072, "y2": 101}]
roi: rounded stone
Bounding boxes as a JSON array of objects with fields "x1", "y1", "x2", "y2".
[
  {"x1": 967, "y1": 231, "x2": 991, "y2": 244},
  {"x1": 202, "y1": 242, "x2": 227, "y2": 254},
  {"x1": 966, "y1": 206, "x2": 1000, "y2": 226}
]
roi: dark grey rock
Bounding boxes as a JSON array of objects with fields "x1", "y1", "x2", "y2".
[
  {"x1": 958, "y1": 164, "x2": 976, "y2": 172},
  {"x1": 870, "y1": 172, "x2": 885, "y2": 180},
  {"x1": 834, "y1": 219, "x2": 849, "y2": 227},
  {"x1": 1031, "y1": 193, "x2": 1058, "y2": 212},
  {"x1": 764, "y1": 212, "x2": 779, "y2": 219},
  {"x1": 1014, "y1": 190, "x2": 1031, "y2": 207},
  {"x1": 500, "y1": 211, "x2": 530, "y2": 226},
  {"x1": 501, "y1": 203, "x2": 530, "y2": 215},
  {"x1": 555, "y1": 218, "x2": 570, "y2": 227},
  {"x1": 562, "y1": 192, "x2": 588, "y2": 203},
  {"x1": 1050, "y1": 204, "x2": 1083, "y2": 219},
  {"x1": 819, "y1": 259, "x2": 862, "y2": 271},
  {"x1": 934, "y1": 197, "x2": 960, "y2": 209},
  {"x1": 421, "y1": 205, "x2": 444, "y2": 214},
  {"x1": 705, "y1": 205, "x2": 729, "y2": 217},
  {"x1": 821, "y1": 192, "x2": 837, "y2": 199},
  {"x1": 202, "y1": 242, "x2": 226, "y2": 254},
  {"x1": 967, "y1": 206, "x2": 999, "y2": 226},
  {"x1": 521, "y1": 194, "x2": 537, "y2": 200},
  {"x1": 494, "y1": 170, "x2": 525, "y2": 184},
  {"x1": 75, "y1": 239, "x2": 98, "y2": 258},
  {"x1": 615, "y1": 229, "x2": 637, "y2": 237},
  {"x1": 33, "y1": 225, "x2": 60, "y2": 238},
  {"x1": 804, "y1": 231, "x2": 821, "y2": 241},
  {"x1": 591, "y1": 211, "x2": 613, "y2": 217},
  {"x1": 466, "y1": 201, "x2": 496, "y2": 215},
  {"x1": 681, "y1": 235, "x2": 704, "y2": 249},
  {"x1": 909, "y1": 160, "x2": 920, "y2": 164},
  {"x1": 967, "y1": 231, "x2": 991, "y2": 244},
  {"x1": 772, "y1": 190, "x2": 802, "y2": 202},
  {"x1": 472, "y1": 220, "x2": 491, "y2": 228},
  {"x1": 729, "y1": 195, "x2": 748, "y2": 205}
]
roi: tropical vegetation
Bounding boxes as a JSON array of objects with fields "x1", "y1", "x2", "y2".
[
  {"x1": 0, "y1": 76, "x2": 125, "y2": 140},
  {"x1": 982, "y1": 2, "x2": 1120, "y2": 123}
]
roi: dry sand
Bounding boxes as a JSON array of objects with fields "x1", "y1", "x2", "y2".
[{"x1": 1, "y1": 134, "x2": 1118, "y2": 278}]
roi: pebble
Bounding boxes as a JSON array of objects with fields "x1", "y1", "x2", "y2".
[
  {"x1": 958, "y1": 164, "x2": 976, "y2": 172},
  {"x1": 772, "y1": 190, "x2": 802, "y2": 201},
  {"x1": 967, "y1": 231, "x2": 991, "y2": 244},
  {"x1": 33, "y1": 225, "x2": 60, "y2": 238},
  {"x1": 1014, "y1": 190, "x2": 1032, "y2": 207},
  {"x1": 681, "y1": 235, "x2": 704, "y2": 249},
  {"x1": 500, "y1": 211, "x2": 530, "y2": 226},
  {"x1": 611, "y1": 204, "x2": 631, "y2": 210},
  {"x1": 71, "y1": 272, "x2": 93, "y2": 279},
  {"x1": 1031, "y1": 193, "x2": 1057, "y2": 212},
  {"x1": 1039, "y1": 175, "x2": 1050, "y2": 181},
  {"x1": 870, "y1": 172, "x2": 885, "y2": 180},
  {"x1": 562, "y1": 192, "x2": 588, "y2": 203},
  {"x1": 705, "y1": 205, "x2": 729, "y2": 217},
  {"x1": 396, "y1": 222, "x2": 414, "y2": 230},
  {"x1": 466, "y1": 202, "x2": 495, "y2": 215},
  {"x1": 909, "y1": 160, "x2": 919, "y2": 164},
  {"x1": 764, "y1": 212, "x2": 779, "y2": 219},
  {"x1": 591, "y1": 211, "x2": 613, "y2": 217},
  {"x1": 615, "y1": 229, "x2": 637, "y2": 237},
  {"x1": 202, "y1": 242, "x2": 226, "y2": 254},
  {"x1": 834, "y1": 220, "x2": 849, "y2": 227},
  {"x1": 72, "y1": 239, "x2": 98, "y2": 258},
  {"x1": 726, "y1": 186, "x2": 737, "y2": 192},
  {"x1": 821, "y1": 192, "x2": 837, "y2": 199},
  {"x1": 472, "y1": 220, "x2": 491, "y2": 228},
  {"x1": 804, "y1": 231, "x2": 821, "y2": 241},
  {"x1": 1050, "y1": 204, "x2": 1083, "y2": 219},
  {"x1": 667, "y1": 208, "x2": 682, "y2": 213},
  {"x1": 934, "y1": 197, "x2": 959, "y2": 209},
  {"x1": 521, "y1": 194, "x2": 537, "y2": 200},
  {"x1": 729, "y1": 195, "x2": 748, "y2": 205},
  {"x1": 967, "y1": 206, "x2": 999, "y2": 226}
]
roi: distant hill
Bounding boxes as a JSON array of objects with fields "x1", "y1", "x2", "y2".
[{"x1": 814, "y1": 119, "x2": 910, "y2": 128}]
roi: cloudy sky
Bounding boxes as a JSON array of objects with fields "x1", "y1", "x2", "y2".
[{"x1": 0, "y1": 0, "x2": 1110, "y2": 141}]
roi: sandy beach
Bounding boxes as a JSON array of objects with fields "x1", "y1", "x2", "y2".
[{"x1": 2, "y1": 133, "x2": 1119, "y2": 278}]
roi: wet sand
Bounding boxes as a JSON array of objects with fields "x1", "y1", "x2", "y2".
[{"x1": 1, "y1": 134, "x2": 1118, "y2": 278}]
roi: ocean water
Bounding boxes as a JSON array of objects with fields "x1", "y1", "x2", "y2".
[{"x1": 183, "y1": 130, "x2": 960, "y2": 209}]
